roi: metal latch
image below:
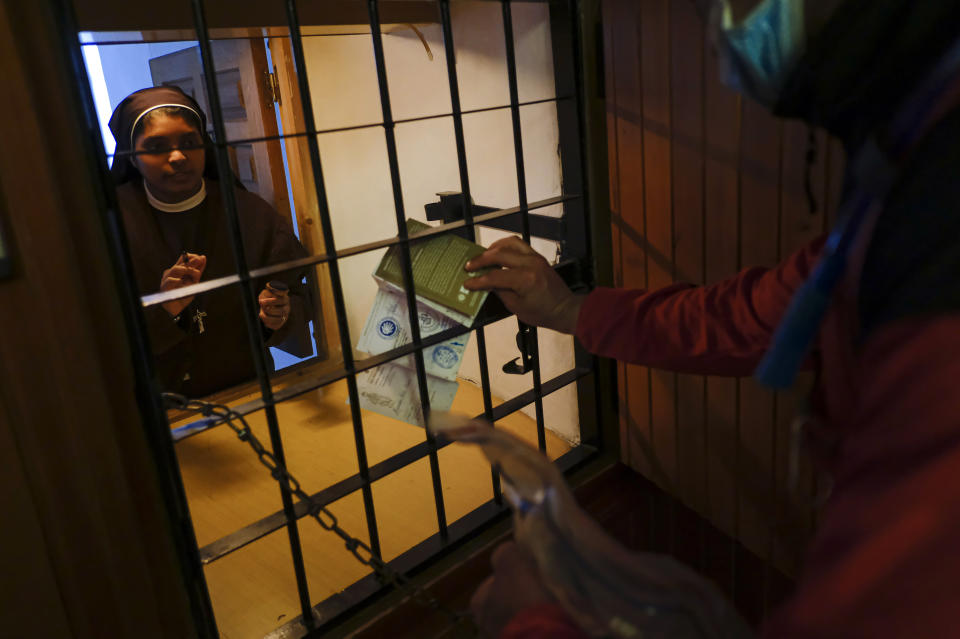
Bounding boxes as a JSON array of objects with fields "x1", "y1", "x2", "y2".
[
  {"x1": 424, "y1": 192, "x2": 569, "y2": 261},
  {"x1": 503, "y1": 322, "x2": 535, "y2": 375}
]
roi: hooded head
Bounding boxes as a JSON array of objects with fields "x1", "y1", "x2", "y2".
[
  {"x1": 108, "y1": 86, "x2": 240, "y2": 201},
  {"x1": 772, "y1": 0, "x2": 960, "y2": 147},
  {"x1": 707, "y1": 0, "x2": 960, "y2": 147},
  {"x1": 718, "y1": 1, "x2": 960, "y2": 389}
]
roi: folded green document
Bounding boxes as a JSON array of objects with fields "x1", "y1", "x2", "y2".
[{"x1": 374, "y1": 218, "x2": 490, "y2": 325}]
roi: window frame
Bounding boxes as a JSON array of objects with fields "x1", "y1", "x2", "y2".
[{"x1": 62, "y1": 0, "x2": 617, "y2": 636}]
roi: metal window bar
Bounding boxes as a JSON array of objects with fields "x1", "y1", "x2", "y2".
[
  {"x1": 190, "y1": 0, "x2": 317, "y2": 627},
  {"x1": 98, "y1": 95, "x2": 575, "y2": 165},
  {"x1": 66, "y1": 0, "x2": 606, "y2": 634},
  {"x1": 553, "y1": 0, "x2": 608, "y2": 453},
  {"x1": 77, "y1": 31, "x2": 406, "y2": 47},
  {"x1": 168, "y1": 259, "x2": 583, "y2": 444},
  {"x1": 137, "y1": 193, "x2": 576, "y2": 308},
  {"x1": 546, "y1": 0, "x2": 611, "y2": 461},
  {"x1": 199, "y1": 367, "x2": 593, "y2": 565},
  {"x1": 273, "y1": 449, "x2": 610, "y2": 637},
  {"x1": 498, "y1": 0, "x2": 548, "y2": 452},
  {"x1": 281, "y1": 0, "x2": 388, "y2": 591},
  {"x1": 435, "y1": 0, "x2": 511, "y2": 505},
  {"x1": 367, "y1": 0, "x2": 449, "y2": 541}
]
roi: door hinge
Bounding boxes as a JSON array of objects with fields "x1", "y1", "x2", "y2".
[{"x1": 264, "y1": 66, "x2": 281, "y2": 107}]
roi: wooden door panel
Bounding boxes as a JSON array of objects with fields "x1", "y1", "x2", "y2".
[{"x1": 602, "y1": 0, "x2": 846, "y2": 579}]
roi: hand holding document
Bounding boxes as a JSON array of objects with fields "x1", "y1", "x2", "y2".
[
  {"x1": 375, "y1": 218, "x2": 490, "y2": 325},
  {"x1": 355, "y1": 219, "x2": 490, "y2": 426}
]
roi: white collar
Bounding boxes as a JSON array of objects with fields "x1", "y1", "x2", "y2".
[{"x1": 145, "y1": 179, "x2": 207, "y2": 213}]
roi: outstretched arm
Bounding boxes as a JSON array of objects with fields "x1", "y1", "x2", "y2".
[{"x1": 465, "y1": 235, "x2": 825, "y2": 377}]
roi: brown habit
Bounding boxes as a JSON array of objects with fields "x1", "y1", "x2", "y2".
[{"x1": 117, "y1": 180, "x2": 311, "y2": 397}]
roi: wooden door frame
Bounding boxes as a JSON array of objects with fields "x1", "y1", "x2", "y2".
[
  {"x1": 0, "y1": 1, "x2": 210, "y2": 636},
  {"x1": 73, "y1": 0, "x2": 441, "y2": 33},
  {"x1": 0, "y1": 2, "x2": 618, "y2": 637},
  {"x1": 268, "y1": 36, "x2": 343, "y2": 361}
]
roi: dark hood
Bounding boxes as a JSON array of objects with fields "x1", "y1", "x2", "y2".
[{"x1": 773, "y1": 0, "x2": 960, "y2": 149}]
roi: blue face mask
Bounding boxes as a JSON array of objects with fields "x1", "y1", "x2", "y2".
[{"x1": 714, "y1": 0, "x2": 806, "y2": 107}]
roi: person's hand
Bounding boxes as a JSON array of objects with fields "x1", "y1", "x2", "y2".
[
  {"x1": 464, "y1": 237, "x2": 584, "y2": 334},
  {"x1": 259, "y1": 283, "x2": 291, "y2": 331},
  {"x1": 160, "y1": 252, "x2": 207, "y2": 317},
  {"x1": 470, "y1": 541, "x2": 554, "y2": 638}
]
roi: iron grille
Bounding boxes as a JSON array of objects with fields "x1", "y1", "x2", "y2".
[{"x1": 66, "y1": 0, "x2": 613, "y2": 636}]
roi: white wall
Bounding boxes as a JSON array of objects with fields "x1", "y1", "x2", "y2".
[
  {"x1": 95, "y1": 36, "x2": 197, "y2": 114},
  {"x1": 303, "y1": 1, "x2": 580, "y2": 443}
]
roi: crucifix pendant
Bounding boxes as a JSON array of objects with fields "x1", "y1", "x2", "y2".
[{"x1": 192, "y1": 308, "x2": 207, "y2": 334}]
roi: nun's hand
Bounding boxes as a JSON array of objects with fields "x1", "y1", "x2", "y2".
[
  {"x1": 259, "y1": 285, "x2": 291, "y2": 331},
  {"x1": 160, "y1": 253, "x2": 207, "y2": 317},
  {"x1": 463, "y1": 237, "x2": 584, "y2": 334}
]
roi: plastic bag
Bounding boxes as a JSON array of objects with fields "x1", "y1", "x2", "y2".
[{"x1": 430, "y1": 414, "x2": 753, "y2": 639}]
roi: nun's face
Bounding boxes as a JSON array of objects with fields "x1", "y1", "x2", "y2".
[{"x1": 132, "y1": 114, "x2": 205, "y2": 203}]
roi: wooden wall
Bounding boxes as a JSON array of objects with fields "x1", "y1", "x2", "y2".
[
  {"x1": 0, "y1": 3, "x2": 202, "y2": 637},
  {"x1": 601, "y1": 0, "x2": 846, "y2": 578}
]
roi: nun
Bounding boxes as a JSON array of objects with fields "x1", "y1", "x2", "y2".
[{"x1": 109, "y1": 86, "x2": 312, "y2": 397}]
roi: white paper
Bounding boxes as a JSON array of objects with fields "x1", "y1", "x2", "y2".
[
  {"x1": 356, "y1": 287, "x2": 468, "y2": 382},
  {"x1": 356, "y1": 363, "x2": 459, "y2": 427},
  {"x1": 374, "y1": 275, "x2": 480, "y2": 326}
]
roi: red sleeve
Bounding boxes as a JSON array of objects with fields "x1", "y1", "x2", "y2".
[
  {"x1": 575, "y1": 236, "x2": 825, "y2": 376},
  {"x1": 762, "y1": 316, "x2": 960, "y2": 638},
  {"x1": 500, "y1": 602, "x2": 588, "y2": 639}
]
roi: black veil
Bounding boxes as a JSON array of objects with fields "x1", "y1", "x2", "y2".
[{"x1": 107, "y1": 85, "x2": 242, "y2": 188}]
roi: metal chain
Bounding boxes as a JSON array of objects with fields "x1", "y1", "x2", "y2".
[{"x1": 162, "y1": 393, "x2": 480, "y2": 635}]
